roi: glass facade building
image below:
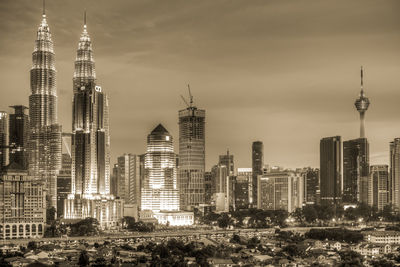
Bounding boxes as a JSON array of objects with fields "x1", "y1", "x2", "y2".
[
  {"x1": 390, "y1": 138, "x2": 400, "y2": 210},
  {"x1": 0, "y1": 111, "x2": 8, "y2": 170},
  {"x1": 178, "y1": 106, "x2": 205, "y2": 210},
  {"x1": 9, "y1": 106, "x2": 29, "y2": 170},
  {"x1": 28, "y1": 12, "x2": 62, "y2": 210},
  {"x1": 64, "y1": 17, "x2": 121, "y2": 228},
  {"x1": 320, "y1": 136, "x2": 342, "y2": 205},
  {"x1": 343, "y1": 138, "x2": 369, "y2": 204},
  {"x1": 141, "y1": 124, "x2": 179, "y2": 212},
  {"x1": 369, "y1": 165, "x2": 389, "y2": 211}
]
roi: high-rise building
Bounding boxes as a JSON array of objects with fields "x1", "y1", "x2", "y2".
[
  {"x1": 354, "y1": 67, "x2": 370, "y2": 139},
  {"x1": 252, "y1": 141, "x2": 263, "y2": 207},
  {"x1": 115, "y1": 154, "x2": 141, "y2": 206},
  {"x1": 0, "y1": 111, "x2": 8, "y2": 170},
  {"x1": 343, "y1": 138, "x2": 369, "y2": 204},
  {"x1": 57, "y1": 153, "x2": 71, "y2": 218},
  {"x1": 390, "y1": 139, "x2": 400, "y2": 210},
  {"x1": 9, "y1": 106, "x2": 29, "y2": 169},
  {"x1": 320, "y1": 136, "x2": 342, "y2": 205},
  {"x1": 219, "y1": 152, "x2": 234, "y2": 175},
  {"x1": 28, "y1": 9, "x2": 62, "y2": 210},
  {"x1": 64, "y1": 14, "x2": 122, "y2": 228},
  {"x1": 235, "y1": 168, "x2": 252, "y2": 209},
  {"x1": 301, "y1": 168, "x2": 319, "y2": 205},
  {"x1": 140, "y1": 124, "x2": 193, "y2": 225},
  {"x1": 178, "y1": 95, "x2": 205, "y2": 210},
  {"x1": 0, "y1": 163, "x2": 46, "y2": 239},
  {"x1": 257, "y1": 170, "x2": 302, "y2": 212},
  {"x1": 369, "y1": 165, "x2": 389, "y2": 211},
  {"x1": 204, "y1": 171, "x2": 213, "y2": 204}
]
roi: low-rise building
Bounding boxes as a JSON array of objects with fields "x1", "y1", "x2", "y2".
[
  {"x1": 364, "y1": 231, "x2": 400, "y2": 244},
  {"x1": 352, "y1": 243, "x2": 391, "y2": 256}
]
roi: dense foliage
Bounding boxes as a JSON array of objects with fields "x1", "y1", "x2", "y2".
[{"x1": 305, "y1": 228, "x2": 363, "y2": 243}]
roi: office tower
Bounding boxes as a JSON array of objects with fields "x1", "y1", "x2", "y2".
[
  {"x1": 369, "y1": 165, "x2": 389, "y2": 211},
  {"x1": 141, "y1": 124, "x2": 179, "y2": 211},
  {"x1": 0, "y1": 163, "x2": 46, "y2": 239},
  {"x1": 57, "y1": 154, "x2": 71, "y2": 218},
  {"x1": 257, "y1": 171, "x2": 302, "y2": 213},
  {"x1": 0, "y1": 111, "x2": 8, "y2": 170},
  {"x1": 140, "y1": 124, "x2": 193, "y2": 225},
  {"x1": 111, "y1": 163, "x2": 120, "y2": 197},
  {"x1": 235, "y1": 168, "x2": 252, "y2": 209},
  {"x1": 64, "y1": 14, "x2": 122, "y2": 228},
  {"x1": 178, "y1": 93, "x2": 205, "y2": 210},
  {"x1": 390, "y1": 139, "x2": 400, "y2": 210},
  {"x1": 252, "y1": 141, "x2": 263, "y2": 207},
  {"x1": 301, "y1": 168, "x2": 319, "y2": 205},
  {"x1": 28, "y1": 8, "x2": 62, "y2": 210},
  {"x1": 219, "y1": 151, "x2": 234, "y2": 175},
  {"x1": 343, "y1": 138, "x2": 369, "y2": 204},
  {"x1": 115, "y1": 154, "x2": 141, "y2": 206},
  {"x1": 354, "y1": 67, "x2": 370, "y2": 139},
  {"x1": 9, "y1": 106, "x2": 29, "y2": 169},
  {"x1": 204, "y1": 171, "x2": 213, "y2": 204},
  {"x1": 320, "y1": 136, "x2": 342, "y2": 205}
]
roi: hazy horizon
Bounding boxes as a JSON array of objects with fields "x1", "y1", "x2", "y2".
[{"x1": 1, "y1": 0, "x2": 399, "y2": 170}]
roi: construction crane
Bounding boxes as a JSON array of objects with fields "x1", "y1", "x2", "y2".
[{"x1": 180, "y1": 84, "x2": 194, "y2": 108}]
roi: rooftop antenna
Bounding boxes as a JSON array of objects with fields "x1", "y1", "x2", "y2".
[
  {"x1": 84, "y1": 9, "x2": 87, "y2": 26},
  {"x1": 43, "y1": 0, "x2": 45, "y2": 16}
]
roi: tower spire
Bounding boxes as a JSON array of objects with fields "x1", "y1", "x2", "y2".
[
  {"x1": 84, "y1": 10, "x2": 87, "y2": 26},
  {"x1": 42, "y1": 0, "x2": 45, "y2": 16},
  {"x1": 354, "y1": 66, "x2": 370, "y2": 138}
]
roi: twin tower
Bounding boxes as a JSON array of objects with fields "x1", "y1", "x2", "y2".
[{"x1": 29, "y1": 7, "x2": 118, "y2": 227}]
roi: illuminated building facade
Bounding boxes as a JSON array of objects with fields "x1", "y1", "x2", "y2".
[
  {"x1": 252, "y1": 141, "x2": 263, "y2": 207},
  {"x1": 257, "y1": 171, "x2": 302, "y2": 213},
  {"x1": 141, "y1": 124, "x2": 193, "y2": 225},
  {"x1": 178, "y1": 103, "x2": 205, "y2": 210},
  {"x1": 369, "y1": 165, "x2": 389, "y2": 211},
  {"x1": 9, "y1": 106, "x2": 29, "y2": 170},
  {"x1": 204, "y1": 171, "x2": 213, "y2": 204},
  {"x1": 28, "y1": 10, "x2": 62, "y2": 210},
  {"x1": 320, "y1": 136, "x2": 342, "y2": 205},
  {"x1": 0, "y1": 111, "x2": 8, "y2": 170},
  {"x1": 64, "y1": 15, "x2": 122, "y2": 228},
  {"x1": 0, "y1": 163, "x2": 46, "y2": 239},
  {"x1": 141, "y1": 124, "x2": 179, "y2": 212}
]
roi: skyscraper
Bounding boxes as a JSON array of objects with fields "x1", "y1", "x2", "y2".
[
  {"x1": 390, "y1": 139, "x2": 400, "y2": 210},
  {"x1": 252, "y1": 141, "x2": 263, "y2": 207},
  {"x1": 9, "y1": 106, "x2": 29, "y2": 169},
  {"x1": 320, "y1": 136, "x2": 342, "y2": 205},
  {"x1": 343, "y1": 138, "x2": 369, "y2": 204},
  {"x1": 235, "y1": 168, "x2": 252, "y2": 209},
  {"x1": 0, "y1": 111, "x2": 8, "y2": 170},
  {"x1": 301, "y1": 168, "x2": 319, "y2": 205},
  {"x1": 369, "y1": 165, "x2": 389, "y2": 211},
  {"x1": 140, "y1": 124, "x2": 193, "y2": 225},
  {"x1": 115, "y1": 154, "x2": 141, "y2": 207},
  {"x1": 354, "y1": 67, "x2": 370, "y2": 139},
  {"x1": 28, "y1": 9, "x2": 62, "y2": 210},
  {"x1": 141, "y1": 124, "x2": 179, "y2": 212},
  {"x1": 64, "y1": 14, "x2": 122, "y2": 228},
  {"x1": 178, "y1": 95, "x2": 205, "y2": 210}
]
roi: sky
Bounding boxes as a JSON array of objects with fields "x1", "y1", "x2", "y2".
[{"x1": 0, "y1": 0, "x2": 399, "y2": 170}]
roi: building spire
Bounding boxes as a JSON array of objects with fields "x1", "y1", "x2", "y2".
[
  {"x1": 84, "y1": 10, "x2": 87, "y2": 26},
  {"x1": 42, "y1": 0, "x2": 45, "y2": 16}
]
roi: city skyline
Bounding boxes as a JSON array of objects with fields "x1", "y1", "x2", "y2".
[{"x1": 1, "y1": 0, "x2": 400, "y2": 170}]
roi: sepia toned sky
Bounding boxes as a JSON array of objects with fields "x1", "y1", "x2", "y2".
[{"x1": 0, "y1": 0, "x2": 399, "y2": 170}]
